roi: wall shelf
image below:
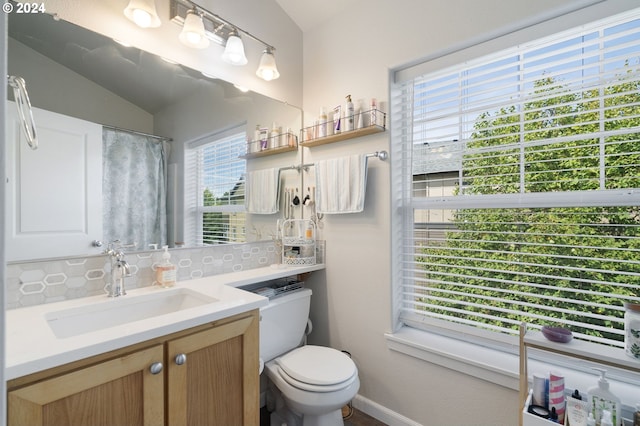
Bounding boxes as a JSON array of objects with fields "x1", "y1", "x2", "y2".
[
  {"x1": 300, "y1": 109, "x2": 386, "y2": 147},
  {"x1": 282, "y1": 219, "x2": 316, "y2": 266},
  {"x1": 242, "y1": 144, "x2": 297, "y2": 159},
  {"x1": 242, "y1": 132, "x2": 298, "y2": 159}
]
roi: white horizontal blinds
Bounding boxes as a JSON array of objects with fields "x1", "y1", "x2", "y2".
[
  {"x1": 189, "y1": 131, "x2": 247, "y2": 245},
  {"x1": 396, "y1": 10, "x2": 640, "y2": 347}
]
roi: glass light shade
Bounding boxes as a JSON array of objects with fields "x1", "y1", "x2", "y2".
[
  {"x1": 256, "y1": 49, "x2": 280, "y2": 81},
  {"x1": 222, "y1": 34, "x2": 248, "y2": 66},
  {"x1": 179, "y1": 11, "x2": 210, "y2": 49},
  {"x1": 124, "y1": 0, "x2": 161, "y2": 28}
]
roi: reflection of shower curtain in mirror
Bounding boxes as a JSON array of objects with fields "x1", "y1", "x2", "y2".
[{"x1": 103, "y1": 128, "x2": 167, "y2": 250}]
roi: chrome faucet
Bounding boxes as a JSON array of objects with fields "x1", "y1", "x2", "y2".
[{"x1": 105, "y1": 241, "x2": 133, "y2": 297}]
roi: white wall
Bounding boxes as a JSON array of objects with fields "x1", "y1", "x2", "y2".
[{"x1": 301, "y1": 1, "x2": 639, "y2": 425}]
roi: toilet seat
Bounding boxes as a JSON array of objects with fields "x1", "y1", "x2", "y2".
[{"x1": 274, "y1": 345, "x2": 358, "y2": 393}]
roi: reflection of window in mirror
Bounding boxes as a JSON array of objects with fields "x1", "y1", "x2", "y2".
[{"x1": 185, "y1": 129, "x2": 247, "y2": 246}]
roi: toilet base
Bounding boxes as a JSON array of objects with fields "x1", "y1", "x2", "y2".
[{"x1": 267, "y1": 378, "x2": 345, "y2": 426}]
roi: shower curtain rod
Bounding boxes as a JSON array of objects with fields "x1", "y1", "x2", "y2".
[
  {"x1": 102, "y1": 124, "x2": 173, "y2": 142},
  {"x1": 279, "y1": 150, "x2": 388, "y2": 173}
]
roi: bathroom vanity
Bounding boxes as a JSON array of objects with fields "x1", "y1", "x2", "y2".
[
  {"x1": 6, "y1": 265, "x2": 323, "y2": 426},
  {"x1": 8, "y1": 311, "x2": 259, "y2": 425}
]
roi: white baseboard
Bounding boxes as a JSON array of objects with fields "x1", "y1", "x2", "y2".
[{"x1": 352, "y1": 394, "x2": 423, "y2": 426}]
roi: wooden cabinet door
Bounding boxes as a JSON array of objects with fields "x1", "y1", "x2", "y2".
[
  {"x1": 166, "y1": 312, "x2": 260, "y2": 426},
  {"x1": 8, "y1": 345, "x2": 164, "y2": 426}
]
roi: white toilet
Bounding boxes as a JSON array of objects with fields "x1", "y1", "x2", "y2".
[{"x1": 254, "y1": 283, "x2": 359, "y2": 426}]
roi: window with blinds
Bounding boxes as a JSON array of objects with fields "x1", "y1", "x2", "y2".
[
  {"x1": 185, "y1": 131, "x2": 247, "y2": 245},
  {"x1": 392, "y1": 10, "x2": 640, "y2": 348}
]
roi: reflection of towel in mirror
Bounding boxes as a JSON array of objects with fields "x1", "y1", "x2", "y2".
[
  {"x1": 315, "y1": 154, "x2": 368, "y2": 214},
  {"x1": 245, "y1": 168, "x2": 281, "y2": 214}
]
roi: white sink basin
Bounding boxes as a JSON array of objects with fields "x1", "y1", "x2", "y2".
[{"x1": 45, "y1": 287, "x2": 218, "y2": 338}]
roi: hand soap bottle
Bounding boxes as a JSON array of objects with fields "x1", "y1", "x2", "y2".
[
  {"x1": 156, "y1": 245, "x2": 176, "y2": 288},
  {"x1": 588, "y1": 368, "x2": 621, "y2": 426}
]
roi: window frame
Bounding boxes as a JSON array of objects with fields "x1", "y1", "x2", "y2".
[
  {"x1": 184, "y1": 128, "x2": 247, "y2": 247},
  {"x1": 388, "y1": 4, "x2": 640, "y2": 397}
]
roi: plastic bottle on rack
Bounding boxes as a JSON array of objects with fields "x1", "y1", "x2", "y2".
[
  {"x1": 370, "y1": 98, "x2": 378, "y2": 127},
  {"x1": 345, "y1": 95, "x2": 355, "y2": 131},
  {"x1": 318, "y1": 107, "x2": 327, "y2": 138},
  {"x1": 270, "y1": 122, "x2": 280, "y2": 148}
]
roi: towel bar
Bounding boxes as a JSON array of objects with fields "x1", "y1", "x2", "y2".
[{"x1": 279, "y1": 150, "x2": 388, "y2": 173}]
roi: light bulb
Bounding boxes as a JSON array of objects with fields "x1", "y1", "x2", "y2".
[
  {"x1": 256, "y1": 48, "x2": 280, "y2": 81},
  {"x1": 132, "y1": 9, "x2": 152, "y2": 27},
  {"x1": 179, "y1": 10, "x2": 209, "y2": 49},
  {"x1": 185, "y1": 31, "x2": 202, "y2": 45},
  {"x1": 222, "y1": 33, "x2": 248, "y2": 66},
  {"x1": 124, "y1": 0, "x2": 161, "y2": 28}
]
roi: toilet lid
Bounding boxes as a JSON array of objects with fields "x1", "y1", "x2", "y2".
[{"x1": 276, "y1": 345, "x2": 357, "y2": 386}]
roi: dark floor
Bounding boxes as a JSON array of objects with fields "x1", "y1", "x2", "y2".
[
  {"x1": 344, "y1": 406, "x2": 388, "y2": 426},
  {"x1": 260, "y1": 406, "x2": 388, "y2": 426}
]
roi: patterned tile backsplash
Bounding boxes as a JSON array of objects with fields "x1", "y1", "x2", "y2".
[{"x1": 6, "y1": 241, "x2": 278, "y2": 310}]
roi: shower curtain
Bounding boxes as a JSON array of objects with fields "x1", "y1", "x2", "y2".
[{"x1": 102, "y1": 128, "x2": 167, "y2": 250}]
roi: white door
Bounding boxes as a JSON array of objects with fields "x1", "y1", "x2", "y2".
[{"x1": 6, "y1": 102, "x2": 103, "y2": 261}]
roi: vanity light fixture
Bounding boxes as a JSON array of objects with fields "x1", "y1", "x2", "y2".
[
  {"x1": 179, "y1": 9, "x2": 210, "y2": 49},
  {"x1": 222, "y1": 29, "x2": 248, "y2": 66},
  {"x1": 170, "y1": 0, "x2": 279, "y2": 80},
  {"x1": 124, "y1": 0, "x2": 161, "y2": 28},
  {"x1": 256, "y1": 47, "x2": 280, "y2": 81}
]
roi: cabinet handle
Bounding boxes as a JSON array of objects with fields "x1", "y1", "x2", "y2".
[
  {"x1": 149, "y1": 362, "x2": 163, "y2": 375},
  {"x1": 175, "y1": 353, "x2": 187, "y2": 365}
]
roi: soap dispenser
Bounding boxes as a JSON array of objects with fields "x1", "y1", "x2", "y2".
[
  {"x1": 587, "y1": 368, "x2": 621, "y2": 426},
  {"x1": 156, "y1": 245, "x2": 176, "y2": 288}
]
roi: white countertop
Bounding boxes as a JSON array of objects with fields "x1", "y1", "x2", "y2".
[{"x1": 6, "y1": 264, "x2": 324, "y2": 380}]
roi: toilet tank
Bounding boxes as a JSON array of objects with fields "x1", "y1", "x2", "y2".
[{"x1": 259, "y1": 287, "x2": 312, "y2": 363}]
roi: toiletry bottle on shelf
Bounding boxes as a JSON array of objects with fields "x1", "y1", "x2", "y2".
[
  {"x1": 345, "y1": 94, "x2": 354, "y2": 131},
  {"x1": 356, "y1": 99, "x2": 364, "y2": 129},
  {"x1": 156, "y1": 246, "x2": 176, "y2": 288},
  {"x1": 270, "y1": 122, "x2": 280, "y2": 148},
  {"x1": 305, "y1": 223, "x2": 313, "y2": 240},
  {"x1": 587, "y1": 413, "x2": 596, "y2": 426},
  {"x1": 333, "y1": 105, "x2": 341, "y2": 134},
  {"x1": 318, "y1": 107, "x2": 327, "y2": 138},
  {"x1": 259, "y1": 127, "x2": 269, "y2": 150},
  {"x1": 286, "y1": 128, "x2": 296, "y2": 147},
  {"x1": 371, "y1": 98, "x2": 378, "y2": 126},
  {"x1": 587, "y1": 368, "x2": 621, "y2": 426}
]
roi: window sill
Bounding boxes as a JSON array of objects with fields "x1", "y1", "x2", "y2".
[{"x1": 385, "y1": 326, "x2": 520, "y2": 390}]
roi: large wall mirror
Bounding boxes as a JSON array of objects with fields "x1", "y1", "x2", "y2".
[{"x1": 6, "y1": 11, "x2": 303, "y2": 262}]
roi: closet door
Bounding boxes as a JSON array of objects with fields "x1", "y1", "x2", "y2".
[{"x1": 6, "y1": 102, "x2": 103, "y2": 261}]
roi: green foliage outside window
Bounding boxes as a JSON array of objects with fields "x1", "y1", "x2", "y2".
[{"x1": 418, "y1": 72, "x2": 640, "y2": 342}]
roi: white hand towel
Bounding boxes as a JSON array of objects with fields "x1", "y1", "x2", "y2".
[
  {"x1": 245, "y1": 168, "x2": 280, "y2": 214},
  {"x1": 315, "y1": 154, "x2": 368, "y2": 214}
]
